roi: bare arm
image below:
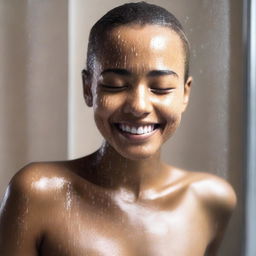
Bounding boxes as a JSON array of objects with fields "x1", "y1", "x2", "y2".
[
  {"x1": 193, "y1": 174, "x2": 237, "y2": 256},
  {"x1": 204, "y1": 208, "x2": 234, "y2": 256},
  {"x1": 0, "y1": 165, "x2": 43, "y2": 256}
]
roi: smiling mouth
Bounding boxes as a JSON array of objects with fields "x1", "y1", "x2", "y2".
[{"x1": 114, "y1": 123, "x2": 161, "y2": 135}]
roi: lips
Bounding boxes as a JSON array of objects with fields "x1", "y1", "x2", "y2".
[
  {"x1": 117, "y1": 123, "x2": 157, "y2": 135},
  {"x1": 113, "y1": 122, "x2": 161, "y2": 141}
]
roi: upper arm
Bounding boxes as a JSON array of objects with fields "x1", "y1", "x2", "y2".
[
  {"x1": 192, "y1": 174, "x2": 237, "y2": 256},
  {"x1": 0, "y1": 163, "x2": 45, "y2": 256}
]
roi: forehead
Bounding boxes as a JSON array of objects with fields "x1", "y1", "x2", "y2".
[{"x1": 97, "y1": 24, "x2": 185, "y2": 73}]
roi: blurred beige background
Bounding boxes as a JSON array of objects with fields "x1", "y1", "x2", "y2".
[
  {"x1": 0, "y1": 0, "x2": 68, "y2": 193},
  {"x1": 0, "y1": 0, "x2": 244, "y2": 255}
]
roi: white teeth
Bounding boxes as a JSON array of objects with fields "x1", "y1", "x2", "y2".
[
  {"x1": 131, "y1": 127, "x2": 137, "y2": 134},
  {"x1": 137, "y1": 127, "x2": 144, "y2": 134},
  {"x1": 126, "y1": 125, "x2": 130, "y2": 132},
  {"x1": 118, "y1": 124, "x2": 156, "y2": 134}
]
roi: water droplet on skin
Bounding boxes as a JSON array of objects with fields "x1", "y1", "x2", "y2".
[{"x1": 65, "y1": 182, "x2": 72, "y2": 211}]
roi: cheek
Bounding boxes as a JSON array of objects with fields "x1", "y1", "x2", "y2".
[
  {"x1": 157, "y1": 92, "x2": 183, "y2": 116},
  {"x1": 94, "y1": 110, "x2": 113, "y2": 143},
  {"x1": 93, "y1": 94, "x2": 122, "y2": 138},
  {"x1": 163, "y1": 109, "x2": 182, "y2": 141},
  {"x1": 164, "y1": 108, "x2": 182, "y2": 128},
  {"x1": 156, "y1": 96, "x2": 183, "y2": 133},
  {"x1": 93, "y1": 92, "x2": 119, "y2": 115}
]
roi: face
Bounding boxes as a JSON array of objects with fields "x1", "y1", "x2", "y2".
[{"x1": 83, "y1": 25, "x2": 192, "y2": 160}]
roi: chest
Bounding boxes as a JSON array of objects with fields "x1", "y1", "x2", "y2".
[{"x1": 40, "y1": 194, "x2": 211, "y2": 256}]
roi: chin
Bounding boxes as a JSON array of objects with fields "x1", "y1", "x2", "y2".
[{"x1": 113, "y1": 144, "x2": 161, "y2": 161}]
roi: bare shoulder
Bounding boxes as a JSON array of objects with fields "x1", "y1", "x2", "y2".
[
  {"x1": 188, "y1": 171, "x2": 237, "y2": 214},
  {"x1": 181, "y1": 171, "x2": 237, "y2": 254},
  {"x1": 0, "y1": 161, "x2": 82, "y2": 254},
  {"x1": 9, "y1": 161, "x2": 73, "y2": 195},
  {"x1": 1, "y1": 161, "x2": 80, "y2": 212},
  {"x1": 166, "y1": 166, "x2": 237, "y2": 213}
]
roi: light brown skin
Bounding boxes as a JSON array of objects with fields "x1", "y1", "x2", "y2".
[{"x1": 0, "y1": 25, "x2": 236, "y2": 256}]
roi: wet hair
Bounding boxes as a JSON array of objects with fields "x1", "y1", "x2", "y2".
[{"x1": 86, "y1": 1, "x2": 190, "y2": 81}]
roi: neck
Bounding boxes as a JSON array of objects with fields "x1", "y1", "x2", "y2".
[{"x1": 88, "y1": 141, "x2": 165, "y2": 196}]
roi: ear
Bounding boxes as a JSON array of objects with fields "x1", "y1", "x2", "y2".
[
  {"x1": 182, "y1": 76, "x2": 193, "y2": 112},
  {"x1": 82, "y1": 69, "x2": 93, "y2": 107}
]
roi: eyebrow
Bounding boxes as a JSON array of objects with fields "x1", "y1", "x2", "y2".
[
  {"x1": 147, "y1": 70, "x2": 178, "y2": 77},
  {"x1": 100, "y1": 68, "x2": 178, "y2": 78},
  {"x1": 100, "y1": 69, "x2": 131, "y2": 76}
]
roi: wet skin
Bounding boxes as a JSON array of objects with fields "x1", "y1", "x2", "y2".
[{"x1": 0, "y1": 25, "x2": 236, "y2": 256}]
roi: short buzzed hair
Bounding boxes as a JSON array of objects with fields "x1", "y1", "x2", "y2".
[{"x1": 86, "y1": 1, "x2": 190, "y2": 81}]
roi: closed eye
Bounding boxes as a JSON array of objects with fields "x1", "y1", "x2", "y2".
[
  {"x1": 99, "y1": 84, "x2": 128, "y2": 92},
  {"x1": 150, "y1": 88, "x2": 174, "y2": 94}
]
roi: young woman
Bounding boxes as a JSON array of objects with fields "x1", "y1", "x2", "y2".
[{"x1": 0, "y1": 2, "x2": 236, "y2": 255}]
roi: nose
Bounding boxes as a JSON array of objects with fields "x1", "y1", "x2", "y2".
[{"x1": 123, "y1": 84, "x2": 153, "y2": 117}]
